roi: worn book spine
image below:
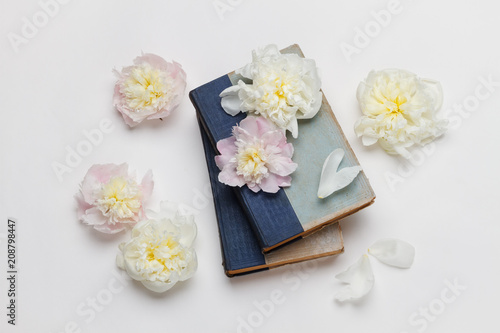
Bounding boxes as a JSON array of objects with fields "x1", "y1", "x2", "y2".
[
  {"x1": 190, "y1": 78, "x2": 303, "y2": 252},
  {"x1": 198, "y1": 117, "x2": 344, "y2": 276}
]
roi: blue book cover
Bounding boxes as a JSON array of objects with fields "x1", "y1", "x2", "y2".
[
  {"x1": 190, "y1": 44, "x2": 375, "y2": 252},
  {"x1": 198, "y1": 117, "x2": 344, "y2": 276}
]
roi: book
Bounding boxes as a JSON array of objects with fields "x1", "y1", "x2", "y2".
[
  {"x1": 198, "y1": 117, "x2": 344, "y2": 276},
  {"x1": 190, "y1": 44, "x2": 375, "y2": 252}
]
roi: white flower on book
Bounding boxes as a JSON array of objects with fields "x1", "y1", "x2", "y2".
[
  {"x1": 355, "y1": 69, "x2": 447, "y2": 158},
  {"x1": 219, "y1": 44, "x2": 322, "y2": 138},
  {"x1": 116, "y1": 201, "x2": 197, "y2": 293},
  {"x1": 317, "y1": 148, "x2": 362, "y2": 199}
]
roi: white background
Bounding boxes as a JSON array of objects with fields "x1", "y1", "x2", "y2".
[{"x1": 1, "y1": 0, "x2": 499, "y2": 332}]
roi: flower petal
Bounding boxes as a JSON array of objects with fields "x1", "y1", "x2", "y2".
[
  {"x1": 178, "y1": 251, "x2": 198, "y2": 281},
  {"x1": 75, "y1": 193, "x2": 92, "y2": 220},
  {"x1": 258, "y1": 174, "x2": 282, "y2": 193},
  {"x1": 239, "y1": 116, "x2": 260, "y2": 137},
  {"x1": 317, "y1": 149, "x2": 362, "y2": 199},
  {"x1": 81, "y1": 207, "x2": 107, "y2": 226},
  {"x1": 140, "y1": 170, "x2": 154, "y2": 203},
  {"x1": 176, "y1": 215, "x2": 197, "y2": 248},
  {"x1": 218, "y1": 166, "x2": 245, "y2": 187},
  {"x1": 335, "y1": 254, "x2": 374, "y2": 302},
  {"x1": 361, "y1": 134, "x2": 379, "y2": 146},
  {"x1": 368, "y1": 238, "x2": 415, "y2": 268},
  {"x1": 288, "y1": 118, "x2": 299, "y2": 139},
  {"x1": 81, "y1": 163, "x2": 129, "y2": 203},
  {"x1": 93, "y1": 221, "x2": 127, "y2": 234},
  {"x1": 142, "y1": 279, "x2": 177, "y2": 293},
  {"x1": 220, "y1": 85, "x2": 242, "y2": 116}
]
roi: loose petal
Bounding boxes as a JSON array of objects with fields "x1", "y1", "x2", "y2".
[
  {"x1": 220, "y1": 86, "x2": 242, "y2": 116},
  {"x1": 335, "y1": 254, "x2": 374, "y2": 302},
  {"x1": 317, "y1": 148, "x2": 362, "y2": 199},
  {"x1": 368, "y1": 239, "x2": 415, "y2": 268}
]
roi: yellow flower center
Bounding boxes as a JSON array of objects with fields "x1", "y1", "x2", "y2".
[
  {"x1": 137, "y1": 234, "x2": 188, "y2": 280},
  {"x1": 123, "y1": 64, "x2": 171, "y2": 111},
  {"x1": 96, "y1": 177, "x2": 141, "y2": 222},
  {"x1": 384, "y1": 94, "x2": 408, "y2": 115},
  {"x1": 236, "y1": 147, "x2": 268, "y2": 184}
]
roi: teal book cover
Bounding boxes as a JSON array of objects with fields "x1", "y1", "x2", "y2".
[{"x1": 190, "y1": 44, "x2": 375, "y2": 252}]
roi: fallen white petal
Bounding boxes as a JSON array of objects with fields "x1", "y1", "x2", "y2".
[
  {"x1": 335, "y1": 254, "x2": 374, "y2": 302},
  {"x1": 368, "y1": 238, "x2": 415, "y2": 268},
  {"x1": 317, "y1": 148, "x2": 362, "y2": 199}
]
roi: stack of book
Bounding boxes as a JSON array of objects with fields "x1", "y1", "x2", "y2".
[{"x1": 190, "y1": 45, "x2": 375, "y2": 276}]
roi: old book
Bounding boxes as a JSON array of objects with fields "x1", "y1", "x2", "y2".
[
  {"x1": 190, "y1": 44, "x2": 375, "y2": 252},
  {"x1": 198, "y1": 117, "x2": 344, "y2": 276}
]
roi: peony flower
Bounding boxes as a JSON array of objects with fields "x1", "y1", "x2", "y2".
[
  {"x1": 116, "y1": 201, "x2": 197, "y2": 293},
  {"x1": 75, "y1": 163, "x2": 153, "y2": 234},
  {"x1": 215, "y1": 116, "x2": 297, "y2": 193},
  {"x1": 220, "y1": 44, "x2": 322, "y2": 138},
  {"x1": 355, "y1": 69, "x2": 448, "y2": 158},
  {"x1": 113, "y1": 53, "x2": 186, "y2": 127}
]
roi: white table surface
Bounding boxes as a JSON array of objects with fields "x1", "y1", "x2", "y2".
[{"x1": 1, "y1": 0, "x2": 499, "y2": 332}]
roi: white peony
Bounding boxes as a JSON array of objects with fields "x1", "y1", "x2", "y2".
[
  {"x1": 355, "y1": 69, "x2": 448, "y2": 158},
  {"x1": 220, "y1": 44, "x2": 322, "y2": 138},
  {"x1": 116, "y1": 202, "x2": 197, "y2": 293}
]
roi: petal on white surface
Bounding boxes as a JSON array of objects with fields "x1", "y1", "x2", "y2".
[
  {"x1": 335, "y1": 255, "x2": 374, "y2": 302},
  {"x1": 368, "y1": 238, "x2": 415, "y2": 268},
  {"x1": 317, "y1": 149, "x2": 362, "y2": 199},
  {"x1": 123, "y1": 255, "x2": 147, "y2": 281}
]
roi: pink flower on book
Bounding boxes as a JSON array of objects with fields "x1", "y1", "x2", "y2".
[
  {"x1": 113, "y1": 53, "x2": 186, "y2": 127},
  {"x1": 215, "y1": 116, "x2": 297, "y2": 193},
  {"x1": 75, "y1": 163, "x2": 153, "y2": 234}
]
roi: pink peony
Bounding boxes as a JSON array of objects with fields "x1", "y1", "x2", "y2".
[
  {"x1": 75, "y1": 163, "x2": 153, "y2": 234},
  {"x1": 215, "y1": 116, "x2": 297, "y2": 193},
  {"x1": 113, "y1": 53, "x2": 186, "y2": 127}
]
